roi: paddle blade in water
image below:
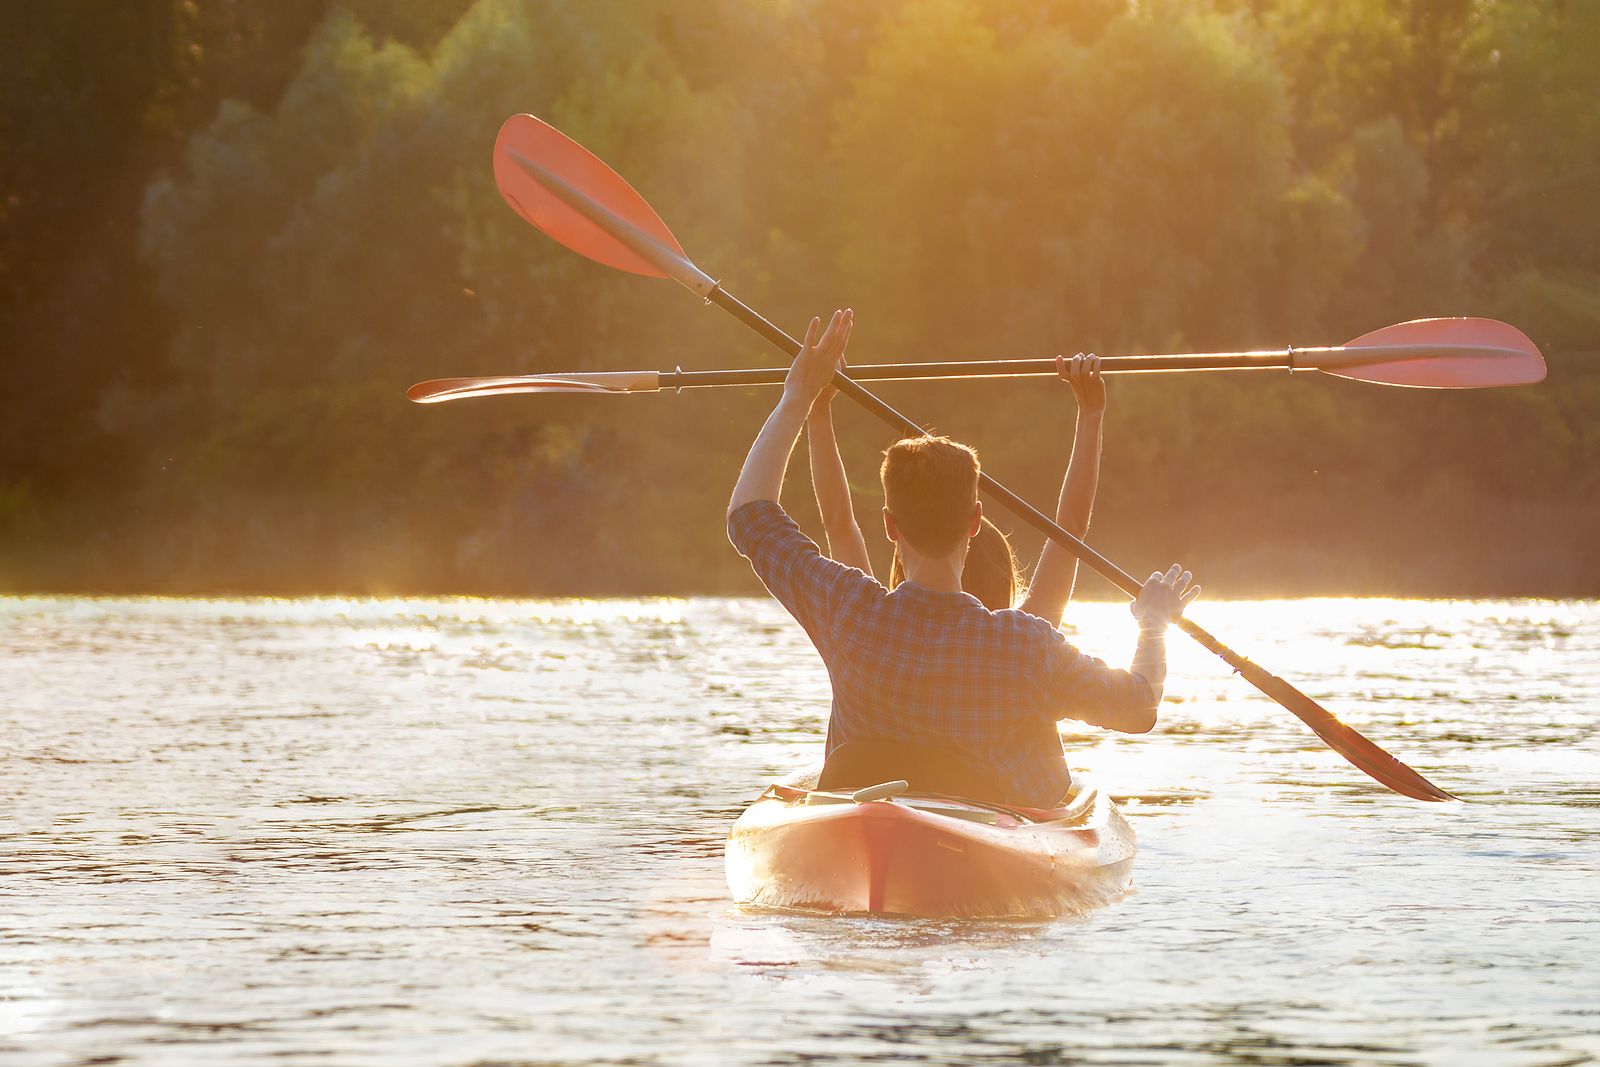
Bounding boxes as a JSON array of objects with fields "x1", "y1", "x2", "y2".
[
  {"x1": 1235, "y1": 659, "x2": 1456, "y2": 801},
  {"x1": 1330, "y1": 318, "x2": 1546, "y2": 388},
  {"x1": 493, "y1": 114, "x2": 685, "y2": 279}
]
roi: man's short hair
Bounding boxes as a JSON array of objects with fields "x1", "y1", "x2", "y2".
[{"x1": 879, "y1": 436, "x2": 980, "y2": 556}]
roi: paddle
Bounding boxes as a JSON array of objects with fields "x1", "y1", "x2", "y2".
[
  {"x1": 452, "y1": 112, "x2": 1458, "y2": 802},
  {"x1": 408, "y1": 318, "x2": 1543, "y2": 403}
]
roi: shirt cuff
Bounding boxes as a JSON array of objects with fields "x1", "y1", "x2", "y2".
[{"x1": 727, "y1": 498, "x2": 784, "y2": 555}]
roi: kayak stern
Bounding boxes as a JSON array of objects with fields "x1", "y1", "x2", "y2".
[{"x1": 725, "y1": 785, "x2": 1134, "y2": 918}]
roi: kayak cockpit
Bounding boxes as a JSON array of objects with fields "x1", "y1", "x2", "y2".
[{"x1": 758, "y1": 780, "x2": 1100, "y2": 828}]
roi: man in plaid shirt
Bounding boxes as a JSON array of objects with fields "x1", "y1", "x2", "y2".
[{"x1": 727, "y1": 309, "x2": 1199, "y2": 808}]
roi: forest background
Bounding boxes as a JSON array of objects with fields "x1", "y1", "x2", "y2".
[{"x1": 3, "y1": 0, "x2": 1597, "y2": 598}]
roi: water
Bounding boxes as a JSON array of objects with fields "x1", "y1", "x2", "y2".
[{"x1": 3, "y1": 596, "x2": 1597, "y2": 1066}]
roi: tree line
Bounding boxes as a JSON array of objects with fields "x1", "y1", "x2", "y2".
[{"x1": 2, "y1": 0, "x2": 1596, "y2": 597}]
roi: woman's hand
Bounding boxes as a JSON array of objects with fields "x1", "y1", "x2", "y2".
[
  {"x1": 811, "y1": 352, "x2": 847, "y2": 415},
  {"x1": 1057, "y1": 352, "x2": 1106, "y2": 417}
]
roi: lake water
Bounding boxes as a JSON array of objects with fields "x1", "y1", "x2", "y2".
[{"x1": 3, "y1": 596, "x2": 1597, "y2": 1066}]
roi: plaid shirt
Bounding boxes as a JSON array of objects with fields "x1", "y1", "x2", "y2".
[{"x1": 729, "y1": 500, "x2": 1153, "y2": 807}]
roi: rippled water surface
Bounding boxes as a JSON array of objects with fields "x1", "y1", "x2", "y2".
[{"x1": 3, "y1": 596, "x2": 1597, "y2": 1066}]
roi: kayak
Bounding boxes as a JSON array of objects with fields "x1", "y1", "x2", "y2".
[{"x1": 725, "y1": 779, "x2": 1135, "y2": 918}]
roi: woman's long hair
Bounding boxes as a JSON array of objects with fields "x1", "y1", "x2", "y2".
[{"x1": 889, "y1": 516, "x2": 1021, "y2": 610}]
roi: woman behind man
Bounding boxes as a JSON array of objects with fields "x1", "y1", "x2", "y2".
[{"x1": 804, "y1": 352, "x2": 1108, "y2": 630}]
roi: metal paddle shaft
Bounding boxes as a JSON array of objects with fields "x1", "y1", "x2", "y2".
[
  {"x1": 409, "y1": 332, "x2": 1542, "y2": 401},
  {"x1": 674, "y1": 353, "x2": 1292, "y2": 385},
  {"x1": 657, "y1": 345, "x2": 1496, "y2": 386},
  {"x1": 489, "y1": 113, "x2": 1457, "y2": 802}
]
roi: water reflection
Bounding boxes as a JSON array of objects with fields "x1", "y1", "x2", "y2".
[{"x1": 1, "y1": 596, "x2": 1598, "y2": 1065}]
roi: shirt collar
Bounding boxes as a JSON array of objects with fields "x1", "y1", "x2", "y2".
[{"x1": 889, "y1": 580, "x2": 987, "y2": 610}]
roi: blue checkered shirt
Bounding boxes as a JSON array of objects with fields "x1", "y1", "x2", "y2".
[{"x1": 729, "y1": 500, "x2": 1154, "y2": 807}]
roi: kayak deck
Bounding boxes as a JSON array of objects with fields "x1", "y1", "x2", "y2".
[{"x1": 725, "y1": 781, "x2": 1135, "y2": 918}]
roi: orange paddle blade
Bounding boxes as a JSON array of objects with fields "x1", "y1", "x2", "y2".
[
  {"x1": 493, "y1": 114, "x2": 685, "y2": 279},
  {"x1": 1235, "y1": 660, "x2": 1456, "y2": 801},
  {"x1": 1331, "y1": 318, "x2": 1545, "y2": 388}
]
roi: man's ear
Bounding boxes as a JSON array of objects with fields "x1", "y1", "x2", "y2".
[
  {"x1": 883, "y1": 507, "x2": 899, "y2": 544},
  {"x1": 969, "y1": 500, "x2": 983, "y2": 538}
]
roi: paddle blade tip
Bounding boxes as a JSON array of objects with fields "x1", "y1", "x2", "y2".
[
  {"x1": 407, "y1": 381, "x2": 452, "y2": 404},
  {"x1": 407, "y1": 376, "x2": 615, "y2": 403}
]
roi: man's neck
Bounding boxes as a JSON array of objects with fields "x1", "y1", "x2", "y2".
[{"x1": 899, "y1": 550, "x2": 966, "y2": 594}]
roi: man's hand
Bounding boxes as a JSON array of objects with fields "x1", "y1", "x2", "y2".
[
  {"x1": 729, "y1": 308, "x2": 855, "y2": 515},
  {"x1": 1056, "y1": 352, "x2": 1106, "y2": 417},
  {"x1": 786, "y1": 308, "x2": 852, "y2": 409},
  {"x1": 1130, "y1": 563, "x2": 1200, "y2": 631}
]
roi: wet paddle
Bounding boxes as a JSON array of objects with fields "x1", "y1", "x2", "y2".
[
  {"x1": 438, "y1": 112, "x2": 1460, "y2": 801},
  {"x1": 407, "y1": 317, "x2": 1543, "y2": 403}
]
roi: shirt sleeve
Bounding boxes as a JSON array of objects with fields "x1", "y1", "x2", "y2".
[
  {"x1": 727, "y1": 499, "x2": 875, "y2": 651},
  {"x1": 1032, "y1": 626, "x2": 1157, "y2": 731}
]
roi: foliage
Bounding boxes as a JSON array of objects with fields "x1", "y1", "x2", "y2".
[{"x1": 3, "y1": 0, "x2": 1597, "y2": 596}]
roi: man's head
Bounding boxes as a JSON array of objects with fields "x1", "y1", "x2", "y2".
[{"x1": 879, "y1": 436, "x2": 981, "y2": 557}]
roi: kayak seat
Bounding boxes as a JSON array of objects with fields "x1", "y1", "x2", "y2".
[{"x1": 818, "y1": 739, "x2": 1013, "y2": 805}]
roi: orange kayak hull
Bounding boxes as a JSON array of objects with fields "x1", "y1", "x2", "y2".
[{"x1": 725, "y1": 785, "x2": 1135, "y2": 918}]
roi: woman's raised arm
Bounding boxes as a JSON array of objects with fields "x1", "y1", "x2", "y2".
[
  {"x1": 806, "y1": 361, "x2": 874, "y2": 576},
  {"x1": 1017, "y1": 354, "x2": 1105, "y2": 628}
]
